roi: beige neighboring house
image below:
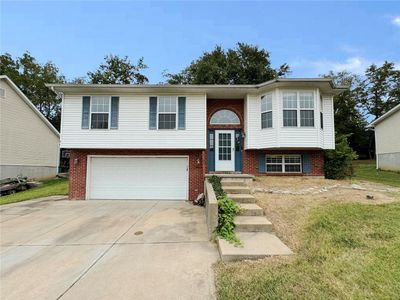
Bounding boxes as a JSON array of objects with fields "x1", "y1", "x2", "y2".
[
  {"x1": 368, "y1": 104, "x2": 400, "y2": 171},
  {"x1": 0, "y1": 75, "x2": 60, "y2": 179}
]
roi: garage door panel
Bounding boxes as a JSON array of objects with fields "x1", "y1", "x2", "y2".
[{"x1": 89, "y1": 157, "x2": 188, "y2": 200}]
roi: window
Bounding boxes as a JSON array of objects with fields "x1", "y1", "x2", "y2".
[
  {"x1": 282, "y1": 91, "x2": 315, "y2": 127},
  {"x1": 283, "y1": 92, "x2": 297, "y2": 127},
  {"x1": 266, "y1": 154, "x2": 302, "y2": 173},
  {"x1": 158, "y1": 96, "x2": 177, "y2": 129},
  {"x1": 320, "y1": 98, "x2": 324, "y2": 129},
  {"x1": 91, "y1": 96, "x2": 110, "y2": 129},
  {"x1": 210, "y1": 110, "x2": 240, "y2": 125},
  {"x1": 299, "y1": 92, "x2": 314, "y2": 127},
  {"x1": 261, "y1": 94, "x2": 273, "y2": 128},
  {"x1": 0, "y1": 88, "x2": 5, "y2": 98}
]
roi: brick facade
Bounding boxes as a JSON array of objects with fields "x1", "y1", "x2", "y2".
[
  {"x1": 243, "y1": 149, "x2": 325, "y2": 176},
  {"x1": 69, "y1": 149, "x2": 205, "y2": 201},
  {"x1": 207, "y1": 99, "x2": 244, "y2": 130}
]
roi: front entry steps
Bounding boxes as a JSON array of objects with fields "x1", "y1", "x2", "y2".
[{"x1": 216, "y1": 176, "x2": 293, "y2": 262}]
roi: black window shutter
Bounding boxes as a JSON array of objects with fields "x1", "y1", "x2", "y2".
[
  {"x1": 81, "y1": 96, "x2": 90, "y2": 129},
  {"x1": 149, "y1": 97, "x2": 157, "y2": 129},
  {"x1": 178, "y1": 97, "x2": 186, "y2": 130},
  {"x1": 110, "y1": 96, "x2": 119, "y2": 129}
]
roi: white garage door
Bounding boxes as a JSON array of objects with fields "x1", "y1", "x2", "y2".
[{"x1": 88, "y1": 156, "x2": 188, "y2": 200}]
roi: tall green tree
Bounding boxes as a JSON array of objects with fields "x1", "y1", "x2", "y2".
[
  {"x1": 87, "y1": 55, "x2": 148, "y2": 84},
  {"x1": 0, "y1": 52, "x2": 65, "y2": 130},
  {"x1": 324, "y1": 71, "x2": 374, "y2": 159},
  {"x1": 165, "y1": 43, "x2": 289, "y2": 84},
  {"x1": 356, "y1": 61, "x2": 400, "y2": 119}
]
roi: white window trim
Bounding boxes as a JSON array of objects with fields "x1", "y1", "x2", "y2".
[
  {"x1": 282, "y1": 91, "x2": 315, "y2": 128},
  {"x1": 210, "y1": 109, "x2": 240, "y2": 125},
  {"x1": 89, "y1": 95, "x2": 111, "y2": 130},
  {"x1": 0, "y1": 88, "x2": 5, "y2": 98},
  {"x1": 261, "y1": 93, "x2": 273, "y2": 129},
  {"x1": 156, "y1": 96, "x2": 178, "y2": 130},
  {"x1": 266, "y1": 154, "x2": 302, "y2": 173}
]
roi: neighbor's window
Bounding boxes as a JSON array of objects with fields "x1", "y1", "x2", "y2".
[
  {"x1": 261, "y1": 94, "x2": 273, "y2": 128},
  {"x1": 266, "y1": 154, "x2": 302, "y2": 173},
  {"x1": 91, "y1": 96, "x2": 110, "y2": 129},
  {"x1": 282, "y1": 91, "x2": 315, "y2": 127},
  {"x1": 0, "y1": 88, "x2": 5, "y2": 98},
  {"x1": 158, "y1": 96, "x2": 177, "y2": 129},
  {"x1": 320, "y1": 98, "x2": 324, "y2": 129}
]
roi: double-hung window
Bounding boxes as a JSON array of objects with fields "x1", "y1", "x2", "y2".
[
  {"x1": 299, "y1": 92, "x2": 314, "y2": 127},
  {"x1": 261, "y1": 94, "x2": 273, "y2": 128},
  {"x1": 266, "y1": 154, "x2": 302, "y2": 173},
  {"x1": 282, "y1": 91, "x2": 315, "y2": 127},
  {"x1": 283, "y1": 92, "x2": 298, "y2": 127},
  {"x1": 91, "y1": 96, "x2": 110, "y2": 129},
  {"x1": 158, "y1": 96, "x2": 177, "y2": 129}
]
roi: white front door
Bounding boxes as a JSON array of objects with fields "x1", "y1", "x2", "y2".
[{"x1": 215, "y1": 130, "x2": 235, "y2": 171}]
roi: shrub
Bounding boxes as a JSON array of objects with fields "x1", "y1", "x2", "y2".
[
  {"x1": 324, "y1": 134, "x2": 358, "y2": 179},
  {"x1": 208, "y1": 175, "x2": 241, "y2": 245}
]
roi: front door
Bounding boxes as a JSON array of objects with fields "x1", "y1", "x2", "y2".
[{"x1": 215, "y1": 130, "x2": 235, "y2": 171}]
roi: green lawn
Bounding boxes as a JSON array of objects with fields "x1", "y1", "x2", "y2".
[
  {"x1": 0, "y1": 178, "x2": 68, "y2": 205},
  {"x1": 353, "y1": 160, "x2": 400, "y2": 187},
  {"x1": 215, "y1": 202, "x2": 400, "y2": 299}
]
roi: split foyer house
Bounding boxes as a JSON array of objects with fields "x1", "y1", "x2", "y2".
[{"x1": 47, "y1": 78, "x2": 346, "y2": 201}]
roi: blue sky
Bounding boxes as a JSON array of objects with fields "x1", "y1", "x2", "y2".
[{"x1": 1, "y1": 1, "x2": 399, "y2": 83}]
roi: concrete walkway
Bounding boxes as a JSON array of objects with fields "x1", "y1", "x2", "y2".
[{"x1": 0, "y1": 198, "x2": 219, "y2": 300}]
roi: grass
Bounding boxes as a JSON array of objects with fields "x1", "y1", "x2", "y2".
[
  {"x1": 0, "y1": 178, "x2": 68, "y2": 205},
  {"x1": 353, "y1": 160, "x2": 400, "y2": 187},
  {"x1": 215, "y1": 202, "x2": 400, "y2": 299}
]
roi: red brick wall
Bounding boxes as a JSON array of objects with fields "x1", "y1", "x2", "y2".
[
  {"x1": 243, "y1": 149, "x2": 325, "y2": 176},
  {"x1": 69, "y1": 149, "x2": 205, "y2": 201}
]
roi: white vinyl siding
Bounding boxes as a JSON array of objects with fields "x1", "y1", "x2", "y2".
[
  {"x1": 61, "y1": 93, "x2": 206, "y2": 149},
  {"x1": 245, "y1": 88, "x2": 335, "y2": 149}
]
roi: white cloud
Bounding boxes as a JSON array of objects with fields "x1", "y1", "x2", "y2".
[
  {"x1": 291, "y1": 56, "x2": 371, "y2": 76},
  {"x1": 392, "y1": 16, "x2": 400, "y2": 27}
]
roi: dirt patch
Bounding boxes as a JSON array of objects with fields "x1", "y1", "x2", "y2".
[{"x1": 251, "y1": 177, "x2": 400, "y2": 251}]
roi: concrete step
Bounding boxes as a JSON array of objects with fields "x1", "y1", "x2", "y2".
[
  {"x1": 221, "y1": 180, "x2": 247, "y2": 187},
  {"x1": 218, "y1": 232, "x2": 293, "y2": 262},
  {"x1": 223, "y1": 186, "x2": 251, "y2": 194},
  {"x1": 239, "y1": 203, "x2": 264, "y2": 216},
  {"x1": 235, "y1": 216, "x2": 273, "y2": 232},
  {"x1": 228, "y1": 194, "x2": 256, "y2": 204}
]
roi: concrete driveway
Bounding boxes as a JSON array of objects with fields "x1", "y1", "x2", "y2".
[{"x1": 0, "y1": 198, "x2": 219, "y2": 300}]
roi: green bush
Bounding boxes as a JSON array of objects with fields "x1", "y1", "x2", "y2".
[
  {"x1": 324, "y1": 134, "x2": 358, "y2": 179},
  {"x1": 208, "y1": 175, "x2": 241, "y2": 245}
]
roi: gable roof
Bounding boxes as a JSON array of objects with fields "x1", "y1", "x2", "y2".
[
  {"x1": 46, "y1": 78, "x2": 347, "y2": 99},
  {"x1": 368, "y1": 104, "x2": 400, "y2": 128},
  {"x1": 0, "y1": 75, "x2": 60, "y2": 137}
]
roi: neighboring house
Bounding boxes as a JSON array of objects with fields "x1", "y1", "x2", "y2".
[
  {"x1": 368, "y1": 104, "x2": 400, "y2": 171},
  {"x1": 0, "y1": 75, "x2": 60, "y2": 179},
  {"x1": 47, "y1": 78, "x2": 345, "y2": 201}
]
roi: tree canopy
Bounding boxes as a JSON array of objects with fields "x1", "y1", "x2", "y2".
[
  {"x1": 164, "y1": 43, "x2": 290, "y2": 84},
  {"x1": 87, "y1": 55, "x2": 148, "y2": 84},
  {"x1": 0, "y1": 52, "x2": 65, "y2": 129}
]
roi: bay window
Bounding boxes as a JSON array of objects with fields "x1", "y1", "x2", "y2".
[
  {"x1": 261, "y1": 93, "x2": 273, "y2": 128},
  {"x1": 282, "y1": 91, "x2": 315, "y2": 127}
]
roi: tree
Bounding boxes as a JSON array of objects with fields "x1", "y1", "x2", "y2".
[
  {"x1": 356, "y1": 61, "x2": 400, "y2": 119},
  {"x1": 165, "y1": 43, "x2": 290, "y2": 84},
  {"x1": 0, "y1": 52, "x2": 65, "y2": 130},
  {"x1": 324, "y1": 71, "x2": 373, "y2": 159},
  {"x1": 87, "y1": 55, "x2": 148, "y2": 84}
]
